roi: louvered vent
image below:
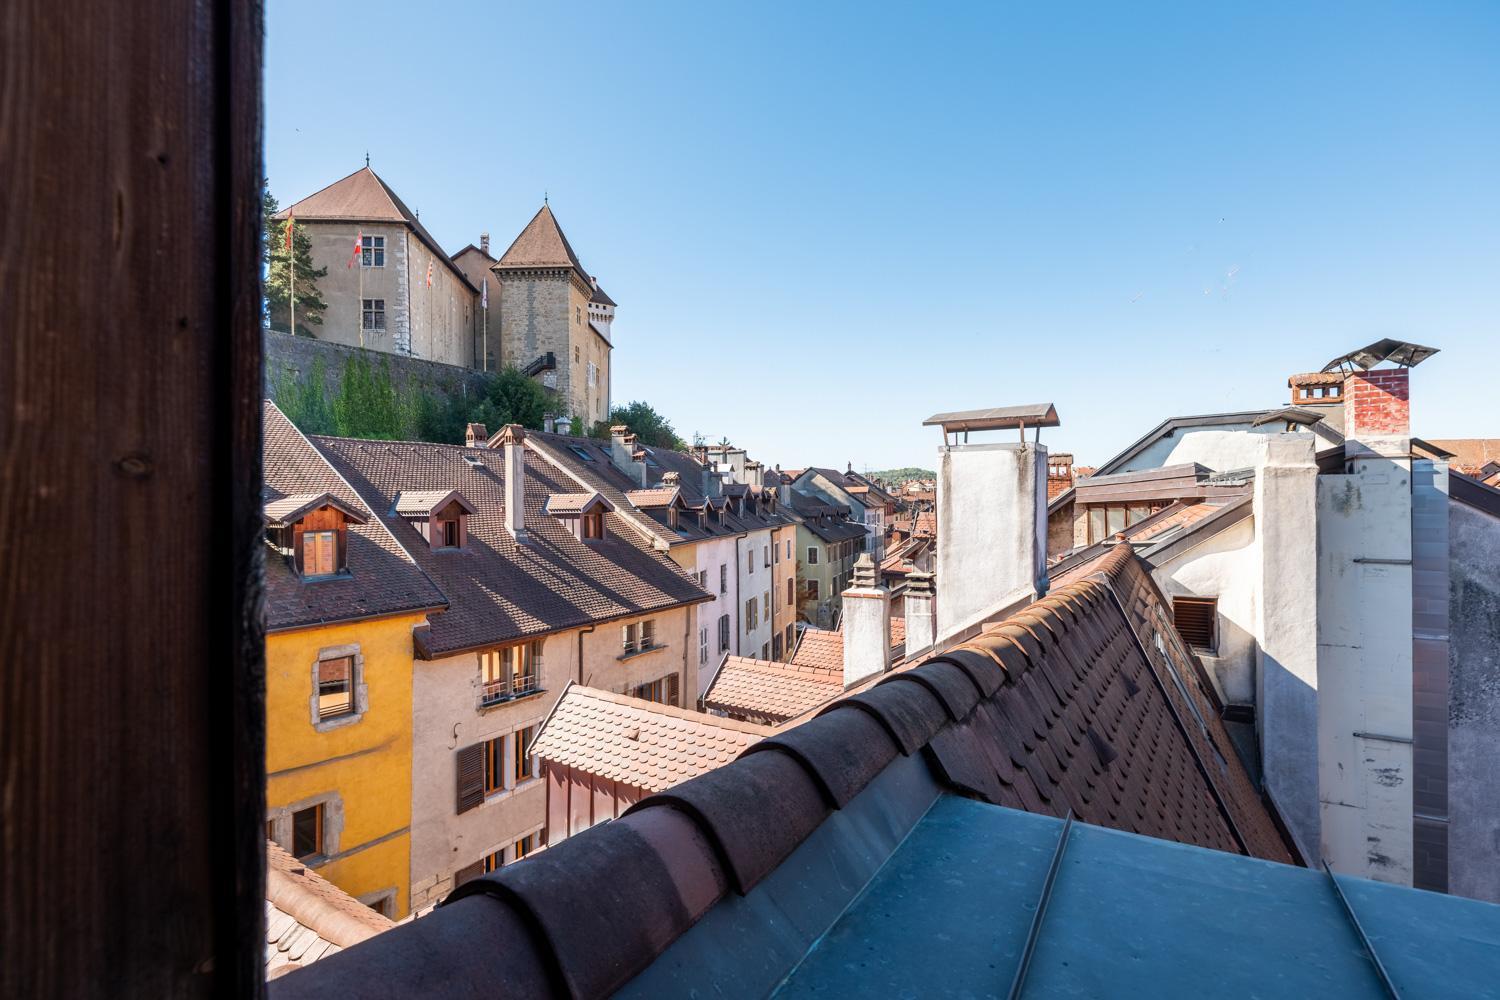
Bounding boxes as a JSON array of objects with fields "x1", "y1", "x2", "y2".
[{"x1": 1171, "y1": 597, "x2": 1218, "y2": 653}]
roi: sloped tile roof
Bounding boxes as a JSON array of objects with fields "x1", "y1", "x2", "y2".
[
  {"x1": 495, "y1": 203, "x2": 588, "y2": 275},
  {"x1": 276, "y1": 167, "x2": 477, "y2": 292},
  {"x1": 1125, "y1": 499, "x2": 1228, "y2": 542},
  {"x1": 270, "y1": 547, "x2": 1298, "y2": 1000},
  {"x1": 533, "y1": 685, "x2": 769, "y2": 792},
  {"x1": 703, "y1": 656, "x2": 843, "y2": 725},
  {"x1": 261, "y1": 403, "x2": 446, "y2": 632},
  {"x1": 392, "y1": 489, "x2": 474, "y2": 517},
  {"x1": 788, "y1": 627, "x2": 846, "y2": 673},
  {"x1": 264, "y1": 841, "x2": 391, "y2": 980},
  {"x1": 543, "y1": 491, "x2": 610, "y2": 514},
  {"x1": 313, "y1": 436, "x2": 710, "y2": 656}
]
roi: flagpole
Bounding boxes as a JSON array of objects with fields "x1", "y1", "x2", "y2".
[
  {"x1": 288, "y1": 219, "x2": 296, "y2": 337},
  {"x1": 358, "y1": 235, "x2": 364, "y2": 348},
  {"x1": 482, "y1": 298, "x2": 488, "y2": 371}
]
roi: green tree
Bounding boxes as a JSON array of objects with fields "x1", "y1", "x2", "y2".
[
  {"x1": 271, "y1": 357, "x2": 334, "y2": 435},
  {"x1": 609, "y1": 400, "x2": 687, "y2": 450},
  {"x1": 470, "y1": 366, "x2": 549, "y2": 434},
  {"x1": 264, "y1": 184, "x2": 328, "y2": 336},
  {"x1": 332, "y1": 352, "x2": 402, "y2": 439}
]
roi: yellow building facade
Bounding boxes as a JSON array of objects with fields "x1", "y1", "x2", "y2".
[{"x1": 265, "y1": 611, "x2": 426, "y2": 919}]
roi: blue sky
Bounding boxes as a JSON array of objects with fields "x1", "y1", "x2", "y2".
[{"x1": 267, "y1": 2, "x2": 1499, "y2": 471}]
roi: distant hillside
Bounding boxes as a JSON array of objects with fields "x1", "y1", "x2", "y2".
[{"x1": 868, "y1": 467, "x2": 935, "y2": 483}]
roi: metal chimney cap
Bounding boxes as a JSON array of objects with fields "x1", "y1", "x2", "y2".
[
  {"x1": 922, "y1": 403, "x2": 1059, "y2": 434},
  {"x1": 1321, "y1": 338, "x2": 1439, "y2": 373}
]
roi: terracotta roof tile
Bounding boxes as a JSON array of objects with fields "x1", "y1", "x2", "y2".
[
  {"x1": 264, "y1": 841, "x2": 391, "y2": 980},
  {"x1": 261, "y1": 403, "x2": 446, "y2": 632},
  {"x1": 532, "y1": 685, "x2": 769, "y2": 793},
  {"x1": 312, "y1": 436, "x2": 709, "y2": 656},
  {"x1": 703, "y1": 656, "x2": 842, "y2": 725}
]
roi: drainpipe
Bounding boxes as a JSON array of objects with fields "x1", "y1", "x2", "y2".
[
  {"x1": 682, "y1": 602, "x2": 691, "y2": 709},
  {"x1": 733, "y1": 534, "x2": 743, "y2": 656},
  {"x1": 576, "y1": 623, "x2": 596, "y2": 686}
]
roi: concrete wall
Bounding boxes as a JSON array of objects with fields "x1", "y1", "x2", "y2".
[
  {"x1": 266, "y1": 612, "x2": 425, "y2": 917},
  {"x1": 1149, "y1": 515, "x2": 1259, "y2": 706},
  {"x1": 738, "y1": 528, "x2": 775, "y2": 659},
  {"x1": 410, "y1": 606, "x2": 693, "y2": 911},
  {"x1": 1316, "y1": 445, "x2": 1415, "y2": 884},
  {"x1": 1254, "y1": 435, "x2": 1321, "y2": 865},
  {"x1": 1447, "y1": 498, "x2": 1500, "y2": 902},
  {"x1": 935, "y1": 442, "x2": 1047, "y2": 643}
]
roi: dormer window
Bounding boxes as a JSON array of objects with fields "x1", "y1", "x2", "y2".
[
  {"x1": 264, "y1": 492, "x2": 368, "y2": 581},
  {"x1": 582, "y1": 511, "x2": 604, "y2": 539},
  {"x1": 544, "y1": 491, "x2": 615, "y2": 542},
  {"x1": 393, "y1": 489, "x2": 477, "y2": 551}
]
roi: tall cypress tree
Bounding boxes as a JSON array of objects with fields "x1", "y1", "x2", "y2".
[{"x1": 263, "y1": 184, "x2": 328, "y2": 336}]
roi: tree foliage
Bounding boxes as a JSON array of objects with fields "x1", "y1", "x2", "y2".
[
  {"x1": 470, "y1": 366, "x2": 549, "y2": 434},
  {"x1": 607, "y1": 400, "x2": 687, "y2": 450},
  {"x1": 263, "y1": 184, "x2": 329, "y2": 335}
]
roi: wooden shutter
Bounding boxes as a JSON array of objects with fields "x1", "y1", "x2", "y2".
[
  {"x1": 667, "y1": 673, "x2": 680, "y2": 708},
  {"x1": 456, "y1": 742, "x2": 485, "y2": 814},
  {"x1": 1172, "y1": 597, "x2": 1218, "y2": 652},
  {"x1": 453, "y1": 859, "x2": 483, "y2": 888}
]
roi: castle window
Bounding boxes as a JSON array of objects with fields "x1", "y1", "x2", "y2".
[
  {"x1": 362, "y1": 298, "x2": 385, "y2": 330},
  {"x1": 361, "y1": 235, "x2": 385, "y2": 267}
]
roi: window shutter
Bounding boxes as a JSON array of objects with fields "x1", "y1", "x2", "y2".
[
  {"x1": 667, "y1": 673, "x2": 680, "y2": 708},
  {"x1": 456, "y1": 742, "x2": 485, "y2": 814},
  {"x1": 454, "y1": 859, "x2": 483, "y2": 888},
  {"x1": 1171, "y1": 597, "x2": 1218, "y2": 652}
]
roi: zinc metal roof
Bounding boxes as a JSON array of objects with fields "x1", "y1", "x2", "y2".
[{"x1": 923, "y1": 403, "x2": 1060, "y2": 433}]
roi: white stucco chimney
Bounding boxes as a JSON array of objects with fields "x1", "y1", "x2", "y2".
[
  {"x1": 465, "y1": 423, "x2": 488, "y2": 448},
  {"x1": 496, "y1": 423, "x2": 528, "y2": 541},
  {"x1": 903, "y1": 571, "x2": 936, "y2": 655},
  {"x1": 842, "y1": 554, "x2": 891, "y2": 688},
  {"x1": 480, "y1": 231, "x2": 490, "y2": 256},
  {"x1": 926, "y1": 404, "x2": 1057, "y2": 644}
]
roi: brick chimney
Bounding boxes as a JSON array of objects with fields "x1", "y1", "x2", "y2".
[
  {"x1": 479, "y1": 232, "x2": 490, "y2": 256},
  {"x1": 903, "y1": 571, "x2": 935, "y2": 654},
  {"x1": 1046, "y1": 452, "x2": 1074, "y2": 501},
  {"x1": 495, "y1": 424, "x2": 527, "y2": 541},
  {"x1": 465, "y1": 423, "x2": 488, "y2": 448},
  {"x1": 1345, "y1": 368, "x2": 1410, "y2": 440},
  {"x1": 841, "y1": 554, "x2": 890, "y2": 688}
]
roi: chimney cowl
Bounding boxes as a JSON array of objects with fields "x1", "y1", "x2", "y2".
[{"x1": 465, "y1": 423, "x2": 489, "y2": 448}]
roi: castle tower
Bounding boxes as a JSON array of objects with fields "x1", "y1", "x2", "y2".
[{"x1": 491, "y1": 204, "x2": 614, "y2": 429}]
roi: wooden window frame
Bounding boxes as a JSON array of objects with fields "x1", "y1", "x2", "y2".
[
  {"x1": 482, "y1": 735, "x2": 505, "y2": 796},
  {"x1": 315, "y1": 654, "x2": 355, "y2": 720},
  {"x1": 291, "y1": 803, "x2": 324, "y2": 860}
]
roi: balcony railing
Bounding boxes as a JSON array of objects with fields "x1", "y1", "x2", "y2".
[{"x1": 479, "y1": 673, "x2": 540, "y2": 708}]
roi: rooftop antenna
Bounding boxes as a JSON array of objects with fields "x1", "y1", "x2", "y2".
[
  {"x1": 365, "y1": 150, "x2": 370, "y2": 168},
  {"x1": 544, "y1": 190, "x2": 549, "y2": 205}
]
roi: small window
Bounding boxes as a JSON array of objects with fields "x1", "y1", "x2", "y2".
[
  {"x1": 785, "y1": 624, "x2": 795, "y2": 651},
  {"x1": 482, "y1": 849, "x2": 505, "y2": 874},
  {"x1": 568, "y1": 445, "x2": 595, "y2": 462},
  {"x1": 807, "y1": 547, "x2": 819, "y2": 565},
  {"x1": 316, "y1": 655, "x2": 354, "y2": 720},
  {"x1": 623, "y1": 623, "x2": 639, "y2": 655},
  {"x1": 699, "y1": 626, "x2": 708, "y2": 665},
  {"x1": 747, "y1": 550, "x2": 754, "y2": 574},
  {"x1": 514, "y1": 834, "x2": 534, "y2": 861},
  {"x1": 292, "y1": 804, "x2": 323, "y2": 859},
  {"x1": 483, "y1": 735, "x2": 505, "y2": 795},
  {"x1": 479, "y1": 641, "x2": 540, "y2": 706},
  {"x1": 1172, "y1": 597, "x2": 1218, "y2": 653},
  {"x1": 441, "y1": 519, "x2": 460, "y2": 548},
  {"x1": 574, "y1": 346, "x2": 580, "y2": 362},
  {"x1": 719, "y1": 564, "x2": 728, "y2": 594},
  {"x1": 362, "y1": 298, "x2": 386, "y2": 331},
  {"x1": 361, "y1": 234, "x2": 385, "y2": 267},
  {"x1": 787, "y1": 578, "x2": 795, "y2": 606},
  {"x1": 761, "y1": 642, "x2": 770, "y2": 660},
  {"x1": 718, "y1": 614, "x2": 730, "y2": 652},
  {"x1": 582, "y1": 511, "x2": 604, "y2": 540},
  {"x1": 807, "y1": 580, "x2": 820, "y2": 600},
  {"x1": 513, "y1": 725, "x2": 535, "y2": 785},
  {"x1": 764, "y1": 545, "x2": 770, "y2": 568},
  {"x1": 1106, "y1": 506, "x2": 1126, "y2": 537},
  {"x1": 785, "y1": 540, "x2": 792, "y2": 559},
  {"x1": 1329, "y1": 384, "x2": 1341, "y2": 398},
  {"x1": 302, "y1": 529, "x2": 337, "y2": 576},
  {"x1": 641, "y1": 619, "x2": 657, "y2": 649}
]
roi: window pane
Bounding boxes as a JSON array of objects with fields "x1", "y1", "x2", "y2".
[
  {"x1": 1088, "y1": 507, "x2": 1106, "y2": 543},
  {"x1": 513, "y1": 726, "x2": 534, "y2": 784},
  {"x1": 1126, "y1": 504, "x2": 1151, "y2": 526},
  {"x1": 1106, "y1": 506, "x2": 1126, "y2": 535},
  {"x1": 292, "y1": 805, "x2": 321, "y2": 859},
  {"x1": 483, "y1": 736, "x2": 504, "y2": 794},
  {"x1": 317, "y1": 656, "x2": 353, "y2": 719}
]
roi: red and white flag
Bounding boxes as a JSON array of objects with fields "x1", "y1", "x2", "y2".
[
  {"x1": 283, "y1": 211, "x2": 294, "y2": 252},
  {"x1": 481, "y1": 276, "x2": 487, "y2": 309},
  {"x1": 347, "y1": 231, "x2": 363, "y2": 269},
  {"x1": 425, "y1": 260, "x2": 433, "y2": 287}
]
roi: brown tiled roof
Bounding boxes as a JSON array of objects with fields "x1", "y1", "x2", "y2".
[
  {"x1": 262, "y1": 403, "x2": 446, "y2": 632},
  {"x1": 1125, "y1": 499, "x2": 1225, "y2": 541},
  {"x1": 533, "y1": 684, "x2": 769, "y2": 792},
  {"x1": 589, "y1": 280, "x2": 616, "y2": 306},
  {"x1": 495, "y1": 204, "x2": 588, "y2": 275},
  {"x1": 703, "y1": 657, "x2": 842, "y2": 725},
  {"x1": 543, "y1": 491, "x2": 611, "y2": 514},
  {"x1": 392, "y1": 489, "x2": 475, "y2": 517},
  {"x1": 788, "y1": 627, "x2": 845, "y2": 672},
  {"x1": 1426, "y1": 438, "x2": 1500, "y2": 476},
  {"x1": 276, "y1": 167, "x2": 477, "y2": 293},
  {"x1": 1288, "y1": 370, "x2": 1346, "y2": 387},
  {"x1": 265, "y1": 841, "x2": 391, "y2": 980},
  {"x1": 263, "y1": 491, "x2": 367, "y2": 527},
  {"x1": 623, "y1": 487, "x2": 680, "y2": 509},
  {"x1": 271, "y1": 546, "x2": 1296, "y2": 999},
  {"x1": 312, "y1": 436, "x2": 710, "y2": 656}
]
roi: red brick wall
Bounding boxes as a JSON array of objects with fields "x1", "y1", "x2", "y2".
[{"x1": 1345, "y1": 369, "x2": 1410, "y2": 437}]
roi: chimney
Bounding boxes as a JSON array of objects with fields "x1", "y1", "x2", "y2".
[
  {"x1": 903, "y1": 571, "x2": 935, "y2": 654},
  {"x1": 465, "y1": 423, "x2": 488, "y2": 448},
  {"x1": 480, "y1": 232, "x2": 490, "y2": 256},
  {"x1": 496, "y1": 424, "x2": 528, "y2": 541},
  {"x1": 841, "y1": 554, "x2": 890, "y2": 688},
  {"x1": 927, "y1": 403, "x2": 1056, "y2": 643},
  {"x1": 1345, "y1": 368, "x2": 1410, "y2": 443},
  {"x1": 1046, "y1": 453, "x2": 1074, "y2": 501},
  {"x1": 661, "y1": 471, "x2": 681, "y2": 488},
  {"x1": 609, "y1": 425, "x2": 648, "y2": 487}
]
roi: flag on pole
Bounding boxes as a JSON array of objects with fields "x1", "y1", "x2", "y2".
[
  {"x1": 480, "y1": 276, "x2": 487, "y2": 309},
  {"x1": 347, "y1": 231, "x2": 363, "y2": 269},
  {"x1": 283, "y1": 211, "x2": 294, "y2": 252},
  {"x1": 425, "y1": 260, "x2": 433, "y2": 287}
]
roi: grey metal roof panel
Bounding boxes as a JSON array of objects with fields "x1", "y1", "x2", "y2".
[
  {"x1": 923, "y1": 403, "x2": 1059, "y2": 432},
  {"x1": 1322, "y1": 338, "x2": 1440, "y2": 372}
]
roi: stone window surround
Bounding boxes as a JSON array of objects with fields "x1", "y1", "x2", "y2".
[
  {"x1": 266, "y1": 790, "x2": 344, "y2": 862},
  {"x1": 478, "y1": 715, "x2": 547, "y2": 807},
  {"x1": 358, "y1": 887, "x2": 398, "y2": 919},
  {"x1": 310, "y1": 642, "x2": 368, "y2": 732}
]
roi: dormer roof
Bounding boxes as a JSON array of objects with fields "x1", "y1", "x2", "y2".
[
  {"x1": 263, "y1": 492, "x2": 368, "y2": 528},
  {"x1": 392, "y1": 489, "x2": 476, "y2": 518},
  {"x1": 625, "y1": 487, "x2": 683, "y2": 510},
  {"x1": 544, "y1": 491, "x2": 614, "y2": 516}
]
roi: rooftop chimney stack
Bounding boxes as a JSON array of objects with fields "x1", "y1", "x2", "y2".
[
  {"x1": 903, "y1": 571, "x2": 936, "y2": 655},
  {"x1": 842, "y1": 554, "x2": 891, "y2": 688},
  {"x1": 1345, "y1": 369, "x2": 1411, "y2": 443},
  {"x1": 465, "y1": 423, "x2": 488, "y2": 448},
  {"x1": 925, "y1": 403, "x2": 1057, "y2": 643},
  {"x1": 496, "y1": 424, "x2": 528, "y2": 541},
  {"x1": 480, "y1": 232, "x2": 490, "y2": 256}
]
